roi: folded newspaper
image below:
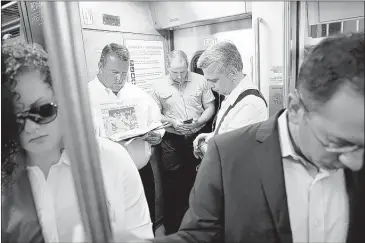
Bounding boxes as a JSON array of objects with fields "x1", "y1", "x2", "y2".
[{"x1": 100, "y1": 101, "x2": 170, "y2": 142}]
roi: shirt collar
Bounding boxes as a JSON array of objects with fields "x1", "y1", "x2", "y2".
[
  {"x1": 26, "y1": 149, "x2": 70, "y2": 170},
  {"x1": 227, "y1": 75, "x2": 254, "y2": 106},
  {"x1": 93, "y1": 75, "x2": 118, "y2": 97},
  {"x1": 278, "y1": 110, "x2": 298, "y2": 158}
]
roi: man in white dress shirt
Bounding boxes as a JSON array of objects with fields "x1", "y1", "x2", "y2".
[
  {"x1": 88, "y1": 43, "x2": 165, "y2": 230},
  {"x1": 193, "y1": 41, "x2": 268, "y2": 158}
]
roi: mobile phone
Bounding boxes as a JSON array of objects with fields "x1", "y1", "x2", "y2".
[{"x1": 183, "y1": 118, "x2": 193, "y2": 124}]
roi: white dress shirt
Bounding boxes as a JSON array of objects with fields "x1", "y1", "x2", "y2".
[
  {"x1": 277, "y1": 110, "x2": 349, "y2": 243},
  {"x1": 28, "y1": 137, "x2": 153, "y2": 242},
  {"x1": 88, "y1": 77, "x2": 164, "y2": 169},
  {"x1": 214, "y1": 75, "x2": 268, "y2": 135}
]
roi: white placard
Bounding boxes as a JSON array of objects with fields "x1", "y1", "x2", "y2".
[
  {"x1": 81, "y1": 8, "x2": 93, "y2": 25},
  {"x1": 125, "y1": 39, "x2": 166, "y2": 94}
]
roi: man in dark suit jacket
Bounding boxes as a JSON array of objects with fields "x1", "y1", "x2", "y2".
[{"x1": 150, "y1": 33, "x2": 364, "y2": 243}]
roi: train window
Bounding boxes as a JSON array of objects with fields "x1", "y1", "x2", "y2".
[
  {"x1": 328, "y1": 22, "x2": 341, "y2": 36},
  {"x1": 343, "y1": 19, "x2": 358, "y2": 33}
]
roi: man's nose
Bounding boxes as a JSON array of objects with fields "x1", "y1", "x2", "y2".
[
  {"x1": 23, "y1": 118, "x2": 39, "y2": 133},
  {"x1": 115, "y1": 73, "x2": 122, "y2": 82}
]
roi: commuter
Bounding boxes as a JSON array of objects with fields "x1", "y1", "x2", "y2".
[
  {"x1": 2, "y1": 42, "x2": 153, "y2": 242},
  {"x1": 193, "y1": 41, "x2": 268, "y2": 159},
  {"x1": 151, "y1": 50, "x2": 215, "y2": 234},
  {"x1": 2, "y1": 51, "x2": 45, "y2": 243},
  {"x1": 88, "y1": 43, "x2": 165, "y2": 228}
]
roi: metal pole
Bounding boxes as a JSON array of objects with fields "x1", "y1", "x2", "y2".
[
  {"x1": 283, "y1": 2, "x2": 291, "y2": 108},
  {"x1": 41, "y1": 2, "x2": 112, "y2": 242},
  {"x1": 254, "y1": 17, "x2": 262, "y2": 91},
  {"x1": 1, "y1": 1, "x2": 17, "y2": 10}
]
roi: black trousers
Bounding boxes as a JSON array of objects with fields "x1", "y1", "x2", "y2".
[
  {"x1": 139, "y1": 162, "x2": 155, "y2": 229},
  {"x1": 160, "y1": 132, "x2": 201, "y2": 235}
]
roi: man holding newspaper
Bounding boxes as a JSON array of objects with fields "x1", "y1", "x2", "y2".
[{"x1": 88, "y1": 43, "x2": 167, "y2": 231}]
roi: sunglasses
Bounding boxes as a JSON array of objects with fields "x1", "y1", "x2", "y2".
[{"x1": 15, "y1": 103, "x2": 58, "y2": 133}]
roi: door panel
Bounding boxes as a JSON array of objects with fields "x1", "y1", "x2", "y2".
[{"x1": 81, "y1": 30, "x2": 124, "y2": 80}]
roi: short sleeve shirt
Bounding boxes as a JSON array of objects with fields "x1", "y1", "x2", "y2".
[{"x1": 151, "y1": 72, "x2": 215, "y2": 122}]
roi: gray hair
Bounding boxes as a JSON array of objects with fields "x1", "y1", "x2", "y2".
[
  {"x1": 197, "y1": 41, "x2": 243, "y2": 76},
  {"x1": 99, "y1": 43, "x2": 129, "y2": 67},
  {"x1": 167, "y1": 50, "x2": 189, "y2": 68}
]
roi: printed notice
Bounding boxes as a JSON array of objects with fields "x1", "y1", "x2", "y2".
[
  {"x1": 269, "y1": 84, "x2": 284, "y2": 117},
  {"x1": 125, "y1": 39, "x2": 166, "y2": 94},
  {"x1": 269, "y1": 66, "x2": 283, "y2": 83}
]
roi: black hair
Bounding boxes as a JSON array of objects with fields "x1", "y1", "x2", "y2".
[{"x1": 296, "y1": 32, "x2": 364, "y2": 107}]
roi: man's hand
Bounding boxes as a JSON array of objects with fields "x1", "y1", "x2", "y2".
[
  {"x1": 175, "y1": 119, "x2": 204, "y2": 135},
  {"x1": 339, "y1": 148, "x2": 364, "y2": 171},
  {"x1": 143, "y1": 131, "x2": 162, "y2": 145},
  {"x1": 193, "y1": 133, "x2": 212, "y2": 159},
  {"x1": 326, "y1": 146, "x2": 364, "y2": 171}
]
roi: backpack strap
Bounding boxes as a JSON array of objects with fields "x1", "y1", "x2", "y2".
[{"x1": 214, "y1": 89, "x2": 267, "y2": 135}]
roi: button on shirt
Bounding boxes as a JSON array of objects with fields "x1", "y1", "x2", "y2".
[
  {"x1": 152, "y1": 72, "x2": 215, "y2": 134},
  {"x1": 214, "y1": 75, "x2": 268, "y2": 135},
  {"x1": 28, "y1": 137, "x2": 153, "y2": 242},
  {"x1": 88, "y1": 77, "x2": 164, "y2": 170},
  {"x1": 277, "y1": 110, "x2": 349, "y2": 243}
]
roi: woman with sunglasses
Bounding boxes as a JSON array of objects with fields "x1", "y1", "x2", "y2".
[
  {"x1": 2, "y1": 49, "x2": 45, "y2": 243},
  {"x1": 2, "y1": 42, "x2": 154, "y2": 242}
]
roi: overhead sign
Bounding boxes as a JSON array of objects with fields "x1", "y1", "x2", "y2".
[{"x1": 204, "y1": 37, "x2": 217, "y2": 47}]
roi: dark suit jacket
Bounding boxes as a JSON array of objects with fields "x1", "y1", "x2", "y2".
[{"x1": 153, "y1": 110, "x2": 365, "y2": 243}]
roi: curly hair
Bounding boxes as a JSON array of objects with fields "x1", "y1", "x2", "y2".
[
  {"x1": 297, "y1": 32, "x2": 364, "y2": 108},
  {"x1": 1, "y1": 51, "x2": 20, "y2": 190},
  {"x1": 2, "y1": 42, "x2": 51, "y2": 89}
]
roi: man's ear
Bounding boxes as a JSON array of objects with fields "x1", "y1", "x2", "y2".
[
  {"x1": 98, "y1": 62, "x2": 103, "y2": 73},
  {"x1": 287, "y1": 92, "x2": 304, "y2": 125}
]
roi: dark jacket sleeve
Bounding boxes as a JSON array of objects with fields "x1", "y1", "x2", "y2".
[
  {"x1": 153, "y1": 138, "x2": 224, "y2": 243},
  {"x1": 1, "y1": 170, "x2": 45, "y2": 243}
]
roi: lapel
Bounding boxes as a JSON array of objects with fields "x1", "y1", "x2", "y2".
[
  {"x1": 253, "y1": 109, "x2": 293, "y2": 243},
  {"x1": 345, "y1": 165, "x2": 365, "y2": 243}
]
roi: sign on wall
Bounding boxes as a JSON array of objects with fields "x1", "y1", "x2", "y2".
[
  {"x1": 204, "y1": 37, "x2": 217, "y2": 47},
  {"x1": 269, "y1": 84, "x2": 284, "y2": 117},
  {"x1": 125, "y1": 39, "x2": 166, "y2": 94}
]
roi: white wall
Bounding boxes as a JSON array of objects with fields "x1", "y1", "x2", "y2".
[
  {"x1": 173, "y1": 18, "x2": 253, "y2": 79},
  {"x1": 78, "y1": 1, "x2": 160, "y2": 35},
  {"x1": 252, "y1": 1, "x2": 285, "y2": 116}
]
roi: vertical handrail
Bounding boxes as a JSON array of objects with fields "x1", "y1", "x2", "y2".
[
  {"x1": 283, "y1": 1, "x2": 291, "y2": 108},
  {"x1": 254, "y1": 17, "x2": 262, "y2": 91},
  {"x1": 41, "y1": 2, "x2": 112, "y2": 242}
]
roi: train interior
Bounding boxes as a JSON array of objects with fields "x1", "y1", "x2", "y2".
[{"x1": 1, "y1": 1, "x2": 364, "y2": 241}]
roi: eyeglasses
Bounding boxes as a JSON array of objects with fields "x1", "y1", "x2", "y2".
[
  {"x1": 296, "y1": 90, "x2": 360, "y2": 152},
  {"x1": 15, "y1": 103, "x2": 58, "y2": 133}
]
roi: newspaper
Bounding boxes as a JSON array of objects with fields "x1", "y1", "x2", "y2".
[{"x1": 100, "y1": 101, "x2": 170, "y2": 142}]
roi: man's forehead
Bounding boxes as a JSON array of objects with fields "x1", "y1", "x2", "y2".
[
  {"x1": 203, "y1": 62, "x2": 220, "y2": 76},
  {"x1": 315, "y1": 85, "x2": 364, "y2": 145}
]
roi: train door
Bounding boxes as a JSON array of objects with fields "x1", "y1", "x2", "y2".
[{"x1": 288, "y1": 1, "x2": 364, "y2": 93}]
